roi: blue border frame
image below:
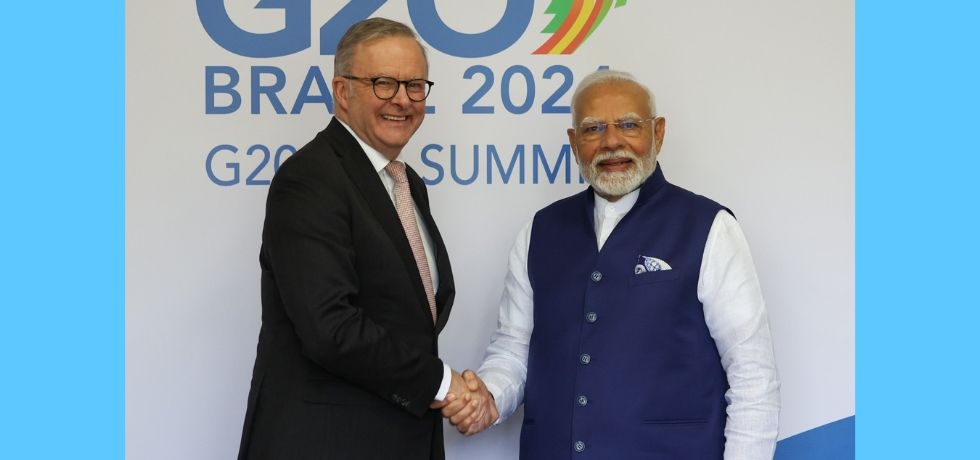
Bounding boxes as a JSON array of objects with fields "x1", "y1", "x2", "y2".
[
  {"x1": 7, "y1": 0, "x2": 977, "y2": 457},
  {"x1": 857, "y1": 1, "x2": 978, "y2": 458},
  {"x1": 1, "y1": 3, "x2": 124, "y2": 459}
]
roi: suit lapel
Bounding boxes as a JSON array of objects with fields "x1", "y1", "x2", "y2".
[
  {"x1": 406, "y1": 165, "x2": 454, "y2": 330},
  {"x1": 325, "y1": 119, "x2": 434, "y2": 324}
]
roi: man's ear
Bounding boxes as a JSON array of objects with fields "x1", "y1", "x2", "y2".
[
  {"x1": 653, "y1": 117, "x2": 666, "y2": 152},
  {"x1": 567, "y1": 128, "x2": 580, "y2": 160},
  {"x1": 333, "y1": 76, "x2": 350, "y2": 113}
]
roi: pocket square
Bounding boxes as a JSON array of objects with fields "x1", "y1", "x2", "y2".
[{"x1": 635, "y1": 255, "x2": 672, "y2": 274}]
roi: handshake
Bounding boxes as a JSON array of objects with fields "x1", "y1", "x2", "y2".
[{"x1": 431, "y1": 370, "x2": 500, "y2": 435}]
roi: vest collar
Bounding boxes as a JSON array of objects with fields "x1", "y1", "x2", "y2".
[{"x1": 586, "y1": 162, "x2": 667, "y2": 207}]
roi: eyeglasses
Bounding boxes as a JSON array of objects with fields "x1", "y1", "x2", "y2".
[
  {"x1": 576, "y1": 118, "x2": 655, "y2": 141},
  {"x1": 342, "y1": 75, "x2": 434, "y2": 102}
]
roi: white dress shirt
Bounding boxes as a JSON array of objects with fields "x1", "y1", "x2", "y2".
[
  {"x1": 337, "y1": 120, "x2": 453, "y2": 401},
  {"x1": 478, "y1": 188, "x2": 781, "y2": 459}
]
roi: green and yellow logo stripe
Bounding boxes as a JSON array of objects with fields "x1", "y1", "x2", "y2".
[{"x1": 533, "y1": 0, "x2": 628, "y2": 55}]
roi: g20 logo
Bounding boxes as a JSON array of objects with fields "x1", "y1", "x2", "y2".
[{"x1": 196, "y1": 0, "x2": 628, "y2": 58}]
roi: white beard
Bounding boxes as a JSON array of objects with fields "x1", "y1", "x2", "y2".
[{"x1": 579, "y1": 149, "x2": 656, "y2": 198}]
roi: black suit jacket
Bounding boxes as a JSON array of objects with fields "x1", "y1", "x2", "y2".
[{"x1": 238, "y1": 118, "x2": 455, "y2": 460}]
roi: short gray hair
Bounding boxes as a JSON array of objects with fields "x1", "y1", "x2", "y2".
[
  {"x1": 333, "y1": 18, "x2": 428, "y2": 76},
  {"x1": 570, "y1": 69, "x2": 656, "y2": 121}
]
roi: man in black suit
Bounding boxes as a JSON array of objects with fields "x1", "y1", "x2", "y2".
[{"x1": 237, "y1": 18, "x2": 488, "y2": 460}]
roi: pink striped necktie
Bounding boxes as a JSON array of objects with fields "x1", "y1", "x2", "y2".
[{"x1": 385, "y1": 161, "x2": 437, "y2": 324}]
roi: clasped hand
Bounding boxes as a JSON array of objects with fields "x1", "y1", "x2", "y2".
[{"x1": 430, "y1": 370, "x2": 499, "y2": 435}]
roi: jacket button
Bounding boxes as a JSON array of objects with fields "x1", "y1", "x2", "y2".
[
  {"x1": 585, "y1": 312, "x2": 597, "y2": 323},
  {"x1": 574, "y1": 441, "x2": 586, "y2": 453},
  {"x1": 577, "y1": 395, "x2": 589, "y2": 406},
  {"x1": 590, "y1": 271, "x2": 602, "y2": 282},
  {"x1": 580, "y1": 353, "x2": 591, "y2": 365}
]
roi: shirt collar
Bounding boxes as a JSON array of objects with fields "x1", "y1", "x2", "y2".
[
  {"x1": 594, "y1": 187, "x2": 641, "y2": 216},
  {"x1": 336, "y1": 118, "x2": 393, "y2": 174}
]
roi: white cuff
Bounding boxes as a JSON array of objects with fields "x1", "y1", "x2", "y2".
[{"x1": 433, "y1": 363, "x2": 452, "y2": 401}]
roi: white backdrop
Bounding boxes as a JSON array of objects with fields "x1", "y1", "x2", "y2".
[{"x1": 126, "y1": 1, "x2": 853, "y2": 458}]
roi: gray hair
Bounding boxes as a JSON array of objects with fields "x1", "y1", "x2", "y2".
[
  {"x1": 334, "y1": 18, "x2": 428, "y2": 76},
  {"x1": 570, "y1": 69, "x2": 656, "y2": 122}
]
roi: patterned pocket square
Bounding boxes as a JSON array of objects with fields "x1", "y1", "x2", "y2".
[{"x1": 635, "y1": 255, "x2": 672, "y2": 274}]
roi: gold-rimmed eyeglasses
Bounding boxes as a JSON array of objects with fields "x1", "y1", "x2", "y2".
[
  {"x1": 576, "y1": 118, "x2": 655, "y2": 141},
  {"x1": 342, "y1": 75, "x2": 434, "y2": 102}
]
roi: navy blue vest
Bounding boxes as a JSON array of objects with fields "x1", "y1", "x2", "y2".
[{"x1": 523, "y1": 165, "x2": 729, "y2": 459}]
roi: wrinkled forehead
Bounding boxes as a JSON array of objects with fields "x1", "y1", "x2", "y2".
[
  {"x1": 573, "y1": 81, "x2": 651, "y2": 123},
  {"x1": 579, "y1": 112, "x2": 645, "y2": 125},
  {"x1": 352, "y1": 36, "x2": 428, "y2": 74}
]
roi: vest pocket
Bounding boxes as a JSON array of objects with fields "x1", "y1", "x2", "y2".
[{"x1": 627, "y1": 269, "x2": 680, "y2": 286}]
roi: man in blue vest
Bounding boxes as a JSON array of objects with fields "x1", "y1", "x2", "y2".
[{"x1": 440, "y1": 69, "x2": 780, "y2": 459}]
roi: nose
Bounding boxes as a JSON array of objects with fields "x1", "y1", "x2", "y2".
[{"x1": 599, "y1": 124, "x2": 627, "y2": 150}]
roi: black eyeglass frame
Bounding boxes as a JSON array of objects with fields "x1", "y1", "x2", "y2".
[{"x1": 342, "y1": 75, "x2": 435, "y2": 102}]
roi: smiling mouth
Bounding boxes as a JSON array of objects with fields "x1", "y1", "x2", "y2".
[
  {"x1": 382, "y1": 114, "x2": 407, "y2": 121},
  {"x1": 598, "y1": 158, "x2": 634, "y2": 169}
]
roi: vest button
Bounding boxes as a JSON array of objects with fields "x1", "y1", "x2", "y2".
[
  {"x1": 574, "y1": 441, "x2": 586, "y2": 453},
  {"x1": 577, "y1": 395, "x2": 589, "y2": 406},
  {"x1": 590, "y1": 270, "x2": 602, "y2": 282},
  {"x1": 585, "y1": 312, "x2": 597, "y2": 323},
  {"x1": 580, "y1": 353, "x2": 591, "y2": 365}
]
